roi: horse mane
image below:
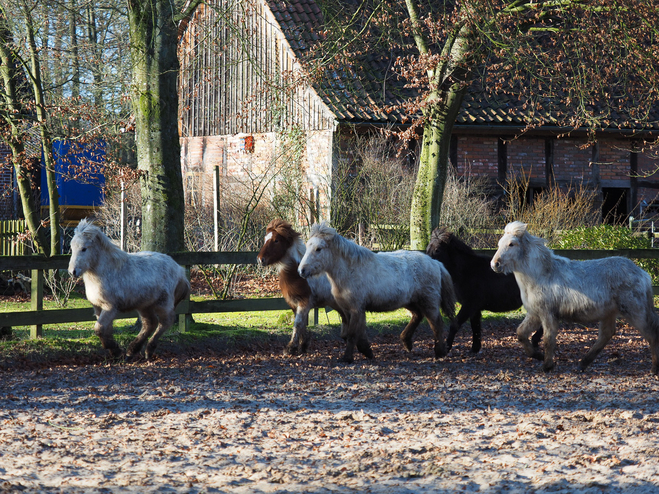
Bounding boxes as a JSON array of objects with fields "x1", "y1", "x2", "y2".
[
  {"x1": 429, "y1": 226, "x2": 476, "y2": 256},
  {"x1": 266, "y1": 218, "x2": 305, "y2": 264},
  {"x1": 310, "y1": 222, "x2": 374, "y2": 264},
  {"x1": 75, "y1": 218, "x2": 127, "y2": 266},
  {"x1": 505, "y1": 221, "x2": 553, "y2": 271}
]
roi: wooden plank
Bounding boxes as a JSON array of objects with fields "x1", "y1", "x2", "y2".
[
  {"x1": 0, "y1": 255, "x2": 70, "y2": 271},
  {"x1": 0, "y1": 298, "x2": 289, "y2": 326},
  {"x1": 0, "y1": 251, "x2": 262, "y2": 270},
  {"x1": 189, "y1": 298, "x2": 290, "y2": 313},
  {"x1": 0, "y1": 307, "x2": 139, "y2": 326},
  {"x1": 473, "y1": 249, "x2": 659, "y2": 260}
]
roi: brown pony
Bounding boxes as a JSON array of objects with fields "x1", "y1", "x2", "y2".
[{"x1": 257, "y1": 219, "x2": 348, "y2": 355}]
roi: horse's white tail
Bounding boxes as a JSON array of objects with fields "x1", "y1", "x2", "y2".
[{"x1": 439, "y1": 266, "x2": 457, "y2": 321}]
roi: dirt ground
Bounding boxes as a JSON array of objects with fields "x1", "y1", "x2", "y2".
[{"x1": 2, "y1": 319, "x2": 659, "y2": 493}]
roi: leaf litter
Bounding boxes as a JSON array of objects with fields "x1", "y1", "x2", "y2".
[{"x1": 1, "y1": 319, "x2": 659, "y2": 493}]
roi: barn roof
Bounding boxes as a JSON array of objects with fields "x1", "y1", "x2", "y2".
[{"x1": 266, "y1": 0, "x2": 659, "y2": 134}]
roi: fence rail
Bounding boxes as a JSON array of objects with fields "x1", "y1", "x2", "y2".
[{"x1": 1, "y1": 249, "x2": 658, "y2": 337}]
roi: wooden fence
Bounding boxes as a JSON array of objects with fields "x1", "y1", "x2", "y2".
[
  {"x1": 1, "y1": 248, "x2": 658, "y2": 339},
  {"x1": 0, "y1": 220, "x2": 26, "y2": 256}
]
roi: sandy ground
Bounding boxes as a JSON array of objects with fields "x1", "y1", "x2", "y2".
[{"x1": 1, "y1": 320, "x2": 659, "y2": 493}]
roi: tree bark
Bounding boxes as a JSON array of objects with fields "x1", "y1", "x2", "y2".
[
  {"x1": 127, "y1": 0, "x2": 188, "y2": 253},
  {"x1": 0, "y1": 7, "x2": 47, "y2": 255},
  {"x1": 21, "y1": 0, "x2": 60, "y2": 255},
  {"x1": 405, "y1": 4, "x2": 473, "y2": 250}
]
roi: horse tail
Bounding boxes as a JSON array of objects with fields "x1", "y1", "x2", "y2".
[
  {"x1": 439, "y1": 264, "x2": 457, "y2": 321},
  {"x1": 174, "y1": 276, "x2": 191, "y2": 307}
]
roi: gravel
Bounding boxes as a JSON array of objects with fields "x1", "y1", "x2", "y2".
[{"x1": 1, "y1": 319, "x2": 659, "y2": 493}]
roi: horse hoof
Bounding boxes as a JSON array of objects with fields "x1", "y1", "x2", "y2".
[
  {"x1": 401, "y1": 338, "x2": 413, "y2": 352},
  {"x1": 470, "y1": 342, "x2": 481, "y2": 353},
  {"x1": 542, "y1": 362, "x2": 555, "y2": 372},
  {"x1": 434, "y1": 347, "x2": 448, "y2": 359},
  {"x1": 651, "y1": 366, "x2": 658, "y2": 376},
  {"x1": 339, "y1": 355, "x2": 354, "y2": 364},
  {"x1": 284, "y1": 346, "x2": 299, "y2": 356},
  {"x1": 532, "y1": 351, "x2": 544, "y2": 361}
]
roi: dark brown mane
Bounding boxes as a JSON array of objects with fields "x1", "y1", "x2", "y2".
[
  {"x1": 428, "y1": 226, "x2": 476, "y2": 256},
  {"x1": 266, "y1": 219, "x2": 301, "y2": 242}
]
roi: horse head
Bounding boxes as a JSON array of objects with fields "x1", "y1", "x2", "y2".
[
  {"x1": 491, "y1": 221, "x2": 531, "y2": 274},
  {"x1": 426, "y1": 227, "x2": 453, "y2": 267},
  {"x1": 298, "y1": 222, "x2": 335, "y2": 279},
  {"x1": 257, "y1": 219, "x2": 301, "y2": 267},
  {"x1": 68, "y1": 218, "x2": 102, "y2": 277}
]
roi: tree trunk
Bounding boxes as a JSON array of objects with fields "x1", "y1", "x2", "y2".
[
  {"x1": 404, "y1": 3, "x2": 473, "y2": 250},
  {"x1": 127, "y1": 0, "x2": 185, "y2": 253},
  {"x1": 21, "y1": 0, "x2": 60, "y2": 255},
  {"x1": 409, "y1": 85, "x2": 467, "y2": 250},
  {"x1": 0, "y1": 8, "x2": 47, "y2": 254}
]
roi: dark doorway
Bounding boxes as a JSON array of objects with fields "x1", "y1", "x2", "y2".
[{"x1": 602, "y1": 188, "x2": 628, "y2": 224}]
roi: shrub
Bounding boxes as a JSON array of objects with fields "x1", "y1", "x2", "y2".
[
  {"x1": 552, "y1": 225, "x2": 659, "y2": 284},
  {"x1": 502, "y1": 172, "x2": 599, "y2": 244}
]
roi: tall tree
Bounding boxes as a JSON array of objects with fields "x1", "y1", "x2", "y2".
[
  {"x1": 126, "y1": 0, "x2": 201, "y2": 253},
  {"x1": 312, "y1": 0, "x2": 659, "y2": 249},
  {"x1": 0, "y1": 6, "x2": 48, "y2": 254},
  {"x1": 20, "y1": 0, "x2": 61, "y2": 255}
]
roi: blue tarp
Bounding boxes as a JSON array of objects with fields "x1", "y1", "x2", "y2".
[{"x1": 41, "y1": 140, "x2": 105, "y2": 207}]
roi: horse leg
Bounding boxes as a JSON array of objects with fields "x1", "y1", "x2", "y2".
[
  {"x1": 446, "y1": 307, "x2": 471, "y2": 352},
  {"x1": 126, "y1": 307, "x2": 158, "y2": 360},
  {"x1": 539, "y1": 315, "x2": 560, "y2": 372},
  {"x1": 286, "y1": 306, "x2": 309, "y2": 356},
  {"x1": 94, "y1": 308, "x2": 123, "y2": 359},
  {"x1": 400, "y1": 311, "x2": 423, "y2": 352},
  {"x1": 578, "y1": 314, "x2": 617, "y2": 371},
  {"x1": 144, "y1": 306, "x2": 177, "y2": 360},
  {"x1": 341, "y1": 311, "x2": 368, "y2": 363},
  {"x1": 531, "y1": 327, "x2": 544, "y2": 348},
  {"x1": 516, "y1": 314, "x2": 544, "y2": 361},
  {"x1": 469, "y1": 312, "x2": 483, "y2": 354},
  {"x1": 631, "y1": 310, "x2": 659, "y2": 375},
  {"x1": 422, "y1": 304, "x2": 447, "y2": 359}
]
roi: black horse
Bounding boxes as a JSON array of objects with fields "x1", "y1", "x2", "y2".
[{"x1": 426, "y1": 227, "x2": 542, "y2": 353}]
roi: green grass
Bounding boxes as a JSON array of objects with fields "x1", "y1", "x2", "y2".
[{"x1": 0, "y1": 297, "x2": 425, "y2": 365}]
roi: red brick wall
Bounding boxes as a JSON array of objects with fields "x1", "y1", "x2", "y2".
[
  {"x1": 454, "y1": 136, "x2": 498, "y2": 176},
  {"x1": 598, "y1": 140, "x2": 630, "y2": 185},
  {"x1": 638, "y1": 148, "x2": 659, "y2": 211},
  {"x1": 553, "y1": 138, "x2": 593, "y2": 183},
  {"x1": 508, "y1": 138, "x2": 545, "y2": 181}
]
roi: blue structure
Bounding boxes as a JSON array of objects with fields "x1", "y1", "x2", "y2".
[{"x1": 41, "y1": 140, "x2": 105, "y2": 208}]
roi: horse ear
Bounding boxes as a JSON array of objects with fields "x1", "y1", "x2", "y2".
[{"x1": 505, "y1": 221, "x2": 528, "y2": 237}]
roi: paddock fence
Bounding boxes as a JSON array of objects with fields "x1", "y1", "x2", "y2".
[
  {"x1": 0, "y1": 220, "x2": 26, "y2": 256},
  {"x1": 1, "y1": 248, "x2": 658, "y2": 339}
]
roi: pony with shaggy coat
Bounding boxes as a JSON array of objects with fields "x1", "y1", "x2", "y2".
[
  {"x1": 68, "y1": 218, "x2": 190, "y2": 359},
  {"x1": 426, "y1": 226, "x2": 542, "y2": 353},
  {"x1": 491, "y1": 221, "x2": 659, "y2": 374},
  {"x1": 298, "y1": 222, "x2": 456, "y2": 363},
  {"x1": 257, "y1": 219, "x2": 348, "y2": 355}
]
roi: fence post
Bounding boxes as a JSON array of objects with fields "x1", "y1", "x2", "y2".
[
  {"x1": 30, "y1": 268, "x2": 44, "y2": 338},
  {"x1": 178, "y1": 266, "x2": 191, "y2": 333}
]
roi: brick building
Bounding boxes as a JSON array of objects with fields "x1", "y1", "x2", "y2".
[{"x1": 178, "y1": 0, "x2": 659, "y2": 225}]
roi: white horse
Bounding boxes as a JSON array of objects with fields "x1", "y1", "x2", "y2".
[
  {"x1": 297, "y1": 222, "x2": 456, "y2": 363},
  {"x1": 491, "y1": 221, "x2": 659, "y2": 374},
  {"x1": 257, "y1": 218, "x2": 349, "y2": 355},
  {"x1": 68, "y1": 218, "x2": 190, "y2": 360}
]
